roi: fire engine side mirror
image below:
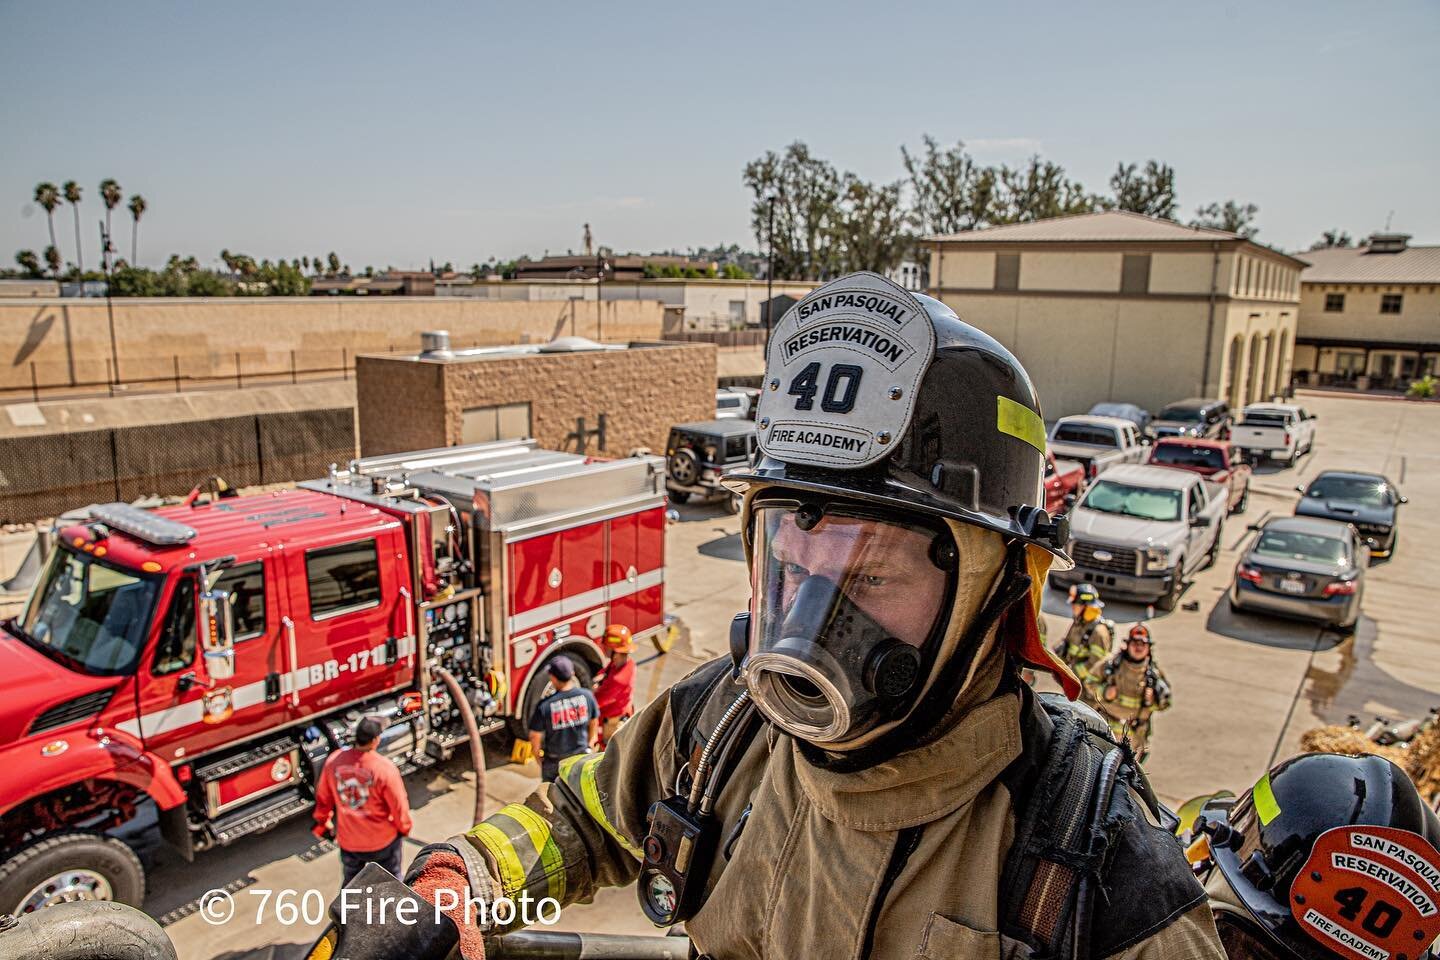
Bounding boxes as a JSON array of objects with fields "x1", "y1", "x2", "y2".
[{"x1": 199, "y1": 588, "x2": 236, "y2": 682}]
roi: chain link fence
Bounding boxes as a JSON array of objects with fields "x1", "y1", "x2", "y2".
[{"x1": 0, "y1": 409, "x2": 355, "y2": 524}]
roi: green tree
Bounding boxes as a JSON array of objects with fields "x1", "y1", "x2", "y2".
[
  {"x1": 1105, "y1": 161, "x2": 1177, "y2": 219},
  {"x1": 15, "y1": 249, "x2": 42, "y2": 278},
  {"x1": 44, "y1": 245, "x2": 62, "y2": 277},
  {"x1": 109, "y1": 265, "x2": 160, "y2": 296},
  {"x1": 1312, "y1": 229, "x2": 1353, "y2": 249},
  {"x1": 127, "y1": 195, "x2": 146, "y2": 264},
  {"x1": 720, "y1": 263, "x2": 752, "y2": 279},
  {"x1": 301, "y1": 255, "x2": 311, "y2": 271},
  {"x1": 186, "y1": 270, "x2": 233, "y2": 297},
  {"x1": 830, "y1": 176, "x2": 911, "y2": 274},
  {"x1": 991, "y1": 157, "x2": 1096, "y2": 224},
  {"x1": 1191, "y1": 201, "x2": 1260, "y2": 238},
  {"x1": 63, "y1": 181, "x2": 84, "y2": 273},
  {"x1": 743, "y1": 141, "x2": 844, "y2": 280},
  {"x1": 327, "y1": 251, "x2": 340, "y2": 274},
  {"x1": 99, "y1": 179, "x2": 123, "y2": 263},
  {"x1": 313, "y1": 254, "x2": 324, "y2": 275},
  {"x1": 901, "y1": 136, "x2": 995, "y2": 234},
  {"x1": 33, "y1": 182, "x2": 61, "y2": 252}
]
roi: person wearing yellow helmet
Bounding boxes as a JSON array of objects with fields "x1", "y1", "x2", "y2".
[
  {"x1": 1055, "y1": 581, "x2": 1114, "y2": 693},
  {"x1": 594, "y1": 624, "x2": 636, "y2": 745}
]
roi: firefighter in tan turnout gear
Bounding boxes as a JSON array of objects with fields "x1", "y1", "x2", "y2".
[
  {"x1": 1055, "y1": 581, "x2": 1113, "y2": 692},
  {"x1": 1094, "y1": 623, "x2": 1172, "y2": 762},
  {"x1": 317, "y1": 273, "x2": 1225, "y2": 960}
]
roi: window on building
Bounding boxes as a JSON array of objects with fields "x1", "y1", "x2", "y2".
[
  {"x1": 1324, "y1": 293, "x2": 1345, "y2": 312},
  {"x1": 994, "y1": 253, "x2": 1020, "y2": 291},
  {"x1": 306, "y1": 539, "x2": 382, "y2": 619},
  {"x1": 1380, "y1": 294, "x2": 1403, "y2": 314},
  {"x1": 1335, "y1": 352, "x2": 1366, "y2": 377},
  {"x1": 1120, "y1": 254, "x2": 1151, "y2": 294},
  {"x1": 728, "y1": 300, "x2": 746, "y2": 325},
  {"x1": 461, "y1": 402, "x2": 532, "y2": 445}
]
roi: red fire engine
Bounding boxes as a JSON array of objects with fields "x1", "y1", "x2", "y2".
[{"x1": 0, "y1": 439, "x2": 668, "y2": 914}]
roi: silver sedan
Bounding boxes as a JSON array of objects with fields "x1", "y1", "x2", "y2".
[{"x1": 1229, "y1": 516, "x2": 1366, "y2": 632}]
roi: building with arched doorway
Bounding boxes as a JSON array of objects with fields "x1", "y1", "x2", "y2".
[{"x1": 922, "y1": 211, "x2": 1304, "y2": 417}]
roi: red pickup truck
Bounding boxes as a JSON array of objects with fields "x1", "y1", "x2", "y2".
[
  {"x1": 1045, "y1": 450, "x2": 1086, "y2": 515},
  {"x1": 1146, "y1": 438, "x2": 1251, "y2": 514}
]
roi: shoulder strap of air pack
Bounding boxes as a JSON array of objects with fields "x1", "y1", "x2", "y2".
[{"x1": 998, "y1": 686, "x2": 1204, "y2": 959}]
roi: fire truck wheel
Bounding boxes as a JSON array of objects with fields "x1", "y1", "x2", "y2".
[
  {"x1": 0, "y1": 831, "x2": 145, "y2": 916},
  {"x1": 509, "y1": 654, "x2": 597, "y2": 741},
  {"x1": 669, "y1": 491, "x2": 691, "y2": 505}
]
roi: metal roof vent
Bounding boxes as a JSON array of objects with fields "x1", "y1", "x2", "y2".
[
  {"x1": 539, "y1": 335, "x2": 605, "y2": 353},
  {"x1": 419, "y1": 330, "x2": 453, "y2": 359},
  {"x1": 1366, "y1": 233, "x2": 1411, "y2": 254}
]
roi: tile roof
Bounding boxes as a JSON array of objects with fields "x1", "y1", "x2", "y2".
[
  {"x1": 1296, "y1": 244, "x2": 1440, "y2": 284},
  {"x1": 924, "y1": 210, "x2": 1240, "y2": 243}
]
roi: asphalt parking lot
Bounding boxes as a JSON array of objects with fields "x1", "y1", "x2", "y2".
[{"x1": 125, "y1": 390, "x2": 1440, "y2": 957}]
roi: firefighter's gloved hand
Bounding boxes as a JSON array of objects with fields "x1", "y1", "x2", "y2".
[
  {"x1": 325, "y1": 861, "x2": 463, "y2": 960},
  {"x1": 407, "y1": 845, "x2": 493, "y2": 960}
]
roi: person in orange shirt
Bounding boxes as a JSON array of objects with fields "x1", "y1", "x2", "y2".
[
  {"x1": 593, "y1": 624, "x2": 637, "y2": 746},
  {"x1": 313, "y1": 716, "x2": 414, "y2": 887}
]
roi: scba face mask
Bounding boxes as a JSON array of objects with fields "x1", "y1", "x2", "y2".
[{"x1": 744, "y1": 499, "x2": 957, "y2": 744}]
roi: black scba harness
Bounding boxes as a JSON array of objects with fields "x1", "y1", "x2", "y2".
[{"x1": 646, "y1": 659, "x2": 1206, "y2": 958}]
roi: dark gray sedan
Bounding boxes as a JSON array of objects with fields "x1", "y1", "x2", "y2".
[
  {"x1": 1229, "y1": 516, "x2": 1366, "y2": 632},
  {"x1": 1294, "y1": 470, "x2": 1406, "y2": 557}
]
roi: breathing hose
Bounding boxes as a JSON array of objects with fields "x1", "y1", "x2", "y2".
[{"x1": 432, "y1": 665, "x2": 487, "y2": 826}]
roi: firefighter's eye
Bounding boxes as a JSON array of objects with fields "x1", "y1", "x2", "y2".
[{"x1": 781, "y1": 561, "x2": 809, "y2": 580}]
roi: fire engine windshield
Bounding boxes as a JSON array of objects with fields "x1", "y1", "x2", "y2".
[{"x1": 15, "y1": 546, "x2": 160, "y2": 675}]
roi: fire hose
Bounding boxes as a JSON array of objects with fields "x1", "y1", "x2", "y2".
[
  {"x1": 432, "y1": 664, "x2": 487, "y2": 826},
  {"x1": 0, "y1": 901, "x2": 177, "y2": 960}
]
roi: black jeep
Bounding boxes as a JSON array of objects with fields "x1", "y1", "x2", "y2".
[{"x1": 665, "y1": 420, "x2": 757, "y2": 514}]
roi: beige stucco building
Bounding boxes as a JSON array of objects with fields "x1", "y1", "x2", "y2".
[
  {"x1": 923, "y1": 211, "x2": 1305, "y2": 418},
  {"x1": 1292, "y1": 234, "x2": 1440, "y2": 390}
]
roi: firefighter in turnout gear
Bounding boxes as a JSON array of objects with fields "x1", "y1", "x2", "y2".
[
  {"x1": 1188, "y1": 752, "x2": 1440, "y2": 960},
  {"x1": 316, "y1": 273, "x2": 1224, "y2": 960},
  {"x1": 1095, "y1": 624, "x2": 1171, "y2": 762},
  {"x1": 1055, "y1": 582, "x2": 1113, "y2": 691}
]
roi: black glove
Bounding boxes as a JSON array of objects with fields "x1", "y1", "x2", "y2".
[{"x1": 323, "y1": 861, "x2": 460, "y2": 960}]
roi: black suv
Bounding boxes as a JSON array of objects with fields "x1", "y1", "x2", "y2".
[
  {"x1": 665, "y1": 420, "x2": 757, "y2": 514},
  {"x1": 1151, "y1": 397, "x2": 1231, "y2": 440}
]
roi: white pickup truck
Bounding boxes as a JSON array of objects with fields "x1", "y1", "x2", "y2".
[
  {"x1": 1047, "y1": 415, "x2": 1149, "y2": 479},
  {"x1": 1052, "y1": 463, "x2": 1228, "y2": 610},
  {"x1": 1229, "y1": 403, "x2": 1317, "y2": 465}
]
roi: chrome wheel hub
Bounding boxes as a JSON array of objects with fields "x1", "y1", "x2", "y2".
[{"x1": 20, "y1": 869, "x2": 113, "y2": 913}]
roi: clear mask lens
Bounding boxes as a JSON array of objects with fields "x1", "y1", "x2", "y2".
[{"x1": 745, "y1": 502, "x2": 954, "y2": 744}]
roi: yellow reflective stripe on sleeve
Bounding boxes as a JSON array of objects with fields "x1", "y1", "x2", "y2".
[
  {"x1": 1116, "y1": 694, "x2": 1143, "y2": 709},
  {"x1": 557, "y1": 752, "x2": 587, "y2": 782},
  {"x1": 496, "y1": 803, "x2": 566, "y2": 904},
  {"x1": 467, "y1": 822, "x2": 528, "y2": 897},
  {"x1": 576, "y1": 753, "x2": 643, "y2": 859},
  {"x1": 997, "y1": 395, "x2": 1045, "y2": 453},
  {"x1": 1252, "y1": 772, "x2": 1282, "y2": 826}
]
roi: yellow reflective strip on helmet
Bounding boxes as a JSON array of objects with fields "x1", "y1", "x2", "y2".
[
  {"x1": 497, "y1": 803, "x2": 566, "y2": 904},
  {"x1": 576, "y1": 754, "x2": 643, "y2": 859},
  {"x1": 997, "y1": 395, "x2": 1045, "y2": 454},
  {"x1": 1252, "y1": 772, "x2": 1282, "y2": 826},
  {"x1": 467, "y1": 821, "x2": 528, "y2": 897}
]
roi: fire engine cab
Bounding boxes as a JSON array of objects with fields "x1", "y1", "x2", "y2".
[{"x1": 0, "y1": 439, "x2": 668, "y2": 914}]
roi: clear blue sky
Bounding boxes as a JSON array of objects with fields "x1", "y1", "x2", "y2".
[{"x1": 2, "y1": 0, "x2": 1436, "y2": 270}]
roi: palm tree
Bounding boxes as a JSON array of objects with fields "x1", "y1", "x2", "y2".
[
  {"x1": 44, "y1": 245, "x2": 62, "y2": 277},
  {"x1": 33, "y1": 183, "x2": 60, "y2": 253},
  {"x1": 99, "y1": 179, "x2": 122, "y2": 267},
  {"x1": 63, "y1": 181, "x2": 84, "y2": 274},
  {"x1": 327, "y1": 252, "x2": 340, "y2": 275},
  {"x1": 127, "y1": 194, "x2": 146, "y2": 264},
  {"x1": 301, "y1": 255, "x2": 310, "y2": 271},
  {"x1": 15, "y1": 250, "x2": 42, "y2": 277}
]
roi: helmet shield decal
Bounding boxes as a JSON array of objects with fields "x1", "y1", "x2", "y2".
[
  {"x1": 1289, "y1": 825, "x2": 1440, "y2": 960},
  {"x1": 757, "y1": 272, "x2": 935, "y2": 470}
]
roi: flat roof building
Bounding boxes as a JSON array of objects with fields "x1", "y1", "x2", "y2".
[
  {"x1": 1292, "y1": 234, "x2": 1440, "y2": 391},
  {"x1": 923, "y1": 211, "x2": 1306, "y2": 417}
]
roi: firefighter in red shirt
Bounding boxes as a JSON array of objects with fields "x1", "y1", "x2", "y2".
[
  {"x1": 313, "y1": 716, "x2": 414, "y2": 887},
  {"x1": 593, "y1": 624, "x2": 637, "y2": 746}
]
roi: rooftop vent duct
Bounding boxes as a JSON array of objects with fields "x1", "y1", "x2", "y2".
[
  {"x1": 1366, "y1": 233, "x2": 1411, "y2": 254},
  {"x1": 420, "y1": 330, "x2": 453, "y2": 359},
  {"x1": 539, "y1": 335, "x2": 605, "y2": 353}
]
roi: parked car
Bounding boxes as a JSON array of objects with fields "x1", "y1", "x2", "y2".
[
  {"x1": 1044, "y1": 450, "x2": 1086, "y2": 515},
  {"x1": 1088, "y1": 401, "x2": 1153, "y2": 438},
  {"x1": 715, "y1": 388, "x2": 754, "y2": 420},
  {"x1": 1151, "y1": 398, "x2": 1231, "y2": 440},
  {"x1": 1294, "y1": 470, "x2": 1406, "y2": 557},
  {"x1": 1230, "y1": 516, "x2": 1366, "y2": 632},
  {"x1": 1147, "y1": 438, "x2": 1251, "y2": 514},
  {"x1": 665, "y1": 419, "x2": 757, "y2": 513},
  {"x1": 1054, "y1": 463, "x2": 1228, "y2": 610},
  {"x1": 1047, "y1": 415, "x2": 1149, "y2": 479},
  {"x1": 1230, "y1": 402, "x2": 1316, "y2": 465}
]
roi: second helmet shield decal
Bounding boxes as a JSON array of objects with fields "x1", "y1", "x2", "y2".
[{"x1": 757, "y1": 272, "x2": 935, "y2": 470}]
